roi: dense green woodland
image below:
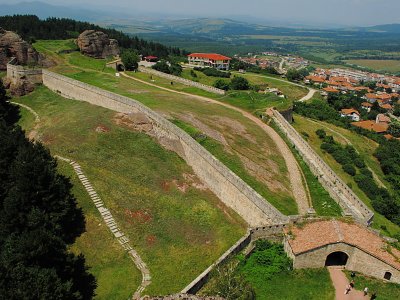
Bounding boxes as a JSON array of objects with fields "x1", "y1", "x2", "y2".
[
  {"x1": 0, "y1": 80, "x2": 96, "y2": 299},
  {"x1": 0, "y1": 15, "x2": 186, "y2": 58}
]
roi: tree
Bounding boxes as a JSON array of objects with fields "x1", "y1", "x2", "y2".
[
  {"x1": 230, "y1": 76, "x2": 250, "y2": 90},
  {"x1": 152, "y1": 60, "x2": 170, "y2": 73},
  {"x1": 286, "y1": 68, "x2": 309, "y2": 82},
  {"x1": 207, "y1": 261, "x2": 255, "y2": 300},
  {"x1": 0, "y1": 97, "x2": 96, "y2": 298},
  {"x1": 0, "y1": 79, "x2": 20, "y2": 127},
  {"x1": 213, "y1": 79, "x2": 230, "y2": 91},
  {"x1": 121, "y1": 49, "x2": 139, "y2": 71},
  {"x1": 388, "y1": 121, "x2": 400, "y2": 138}
]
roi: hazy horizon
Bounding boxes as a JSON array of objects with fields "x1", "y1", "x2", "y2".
[{"x1": 1, "y1": 0, "x2": 400, "y2": 27}]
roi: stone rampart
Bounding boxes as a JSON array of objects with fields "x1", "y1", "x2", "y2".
[
  {"x1": 138, "y1": 66, "x2": 226, "y2": 95},
  {"x1": 6, "y1": 59, "x2": 43, "y2": 85},
  {"x1": 42, "y1": 70, "x2": 289, "y2": 227},
  {"x1": 272, "y1": 109, "x2": 374, "y2": 225}
]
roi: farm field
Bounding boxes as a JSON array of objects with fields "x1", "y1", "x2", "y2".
[
  {"x1": 14, "y1": 86, "x2": 247, "y2": 296},
  {"x1": 35, "y1": 39, "x2": 300, "y2": 216},
  {"x1": 292, "y1": 114, "x2": 400, "y2": 236},
  {"x1": 345, "y1": 59, "x2": 400, "y2": 73}
]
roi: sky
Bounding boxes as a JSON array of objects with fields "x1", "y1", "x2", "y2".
[{"x1": 3, "y1": 0, "x2": 400, "y2": 26}]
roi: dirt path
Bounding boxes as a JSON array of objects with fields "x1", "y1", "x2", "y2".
[
  {"x1": 121, "y1": 72, "x2": 310, "y2": 215},
  {"x1": 328, "y1": 267, "x2": 367, "y2": 300}
]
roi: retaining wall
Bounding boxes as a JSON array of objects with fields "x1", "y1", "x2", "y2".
[
  {"x1": 42, "y1": 70, "x2": 289, "y2": 227},
  {"x1": 272, "y1": 109, "x2": 374, "y2": 225},
  {"x1": 138, "y1": 66, "x2": 226, "y2": 95},
  {"x1": 6, "y1": 60, "x2": 43, "y2": 85}
]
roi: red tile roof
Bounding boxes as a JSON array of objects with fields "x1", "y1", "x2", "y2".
[
  {"x1": 341, "y1": 108, "x2": 359, "y2": 115},
  {"x1": 188, "y1": 53, "x2": 231, "y2": 61},
  {"x1": 361, "y1": 102, "x2": 373, "y2": 107},
  {"x1": 323, "y1": 87, "x2": 339, "y2": 93},
  {"x1": 285, "y1": 220, "x2": 400, "y2": 271},
  {"x1": 352, "y1": 120, "x2": 389, "y2": 133}
]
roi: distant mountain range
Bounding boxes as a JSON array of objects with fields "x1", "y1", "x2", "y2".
[
  {"x1": 0, "y1": 1, "x2": 133, "y2": 21},
  {"x1": 1, "y1": 1, "x2": 400, "y2": 35}
]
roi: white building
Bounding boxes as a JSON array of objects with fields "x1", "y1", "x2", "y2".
[
  {"x1": 340, "y1": 108, "x2": 360, "y2": 122},
  {"x1": 188, "y1": 53, "x2": 231, "y2": 70}
]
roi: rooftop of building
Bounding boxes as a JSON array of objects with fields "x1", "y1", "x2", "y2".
[
  {"x1": 188, "y1": 53, "x2": 231, "y2": 61},
  {"x1": 284, "y1": 220, "x2": 400, "y2": 271}
]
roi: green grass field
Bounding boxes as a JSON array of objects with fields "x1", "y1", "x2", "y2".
[
  {"x1": 14, "y1": 86, "x2": 247, "y2": 295},
  {"x1": 292, "y1": 114, "x2": 400, "y2": 236},
  {"x1": 244, "y1": 268, "x2": 335, "y2": 300},
  {"x1": 34, "y1": 39, "x2": 298, "y2": 216},
  {"x1": 346, "y1": 59, "x2": 400, "y2": 73}
]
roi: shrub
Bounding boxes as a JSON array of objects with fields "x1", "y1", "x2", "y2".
[
  {"x1": 213, "y1": 79, "x2": 231, "y2": 91},
  {"x1": 121, "y1": 49, "x2": 139, "y2": 71},
  {"x1": 343, "y1": 164, "x2": 356, "y2": 176},
  {"x1": 201, "y1": 68, "x2": 231, "y2": 78},
  {"x1": 316, "y1": 129, "x2": 326, "y2": 139},
  {"x1": 230, "y1": 76, "x2": 250, "y2": 90},
  {"x1": 354, "y1": 158, "x2": 366, "y2": 168}
]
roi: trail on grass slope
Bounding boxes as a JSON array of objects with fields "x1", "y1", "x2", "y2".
[
  {"x1": 121, "y1": 72, "x2": 311, "y2": 215},
  {"x1": 12, "y1": 101, "x2": 150, "y2": 299}
]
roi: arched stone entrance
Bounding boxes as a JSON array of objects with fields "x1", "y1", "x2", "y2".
[
  {"x1": 117, "y1": 64, "x2": 125, "y2": 71},
  {"x1": 325, "y1": 251, "x2": 349, "y2": 266}
]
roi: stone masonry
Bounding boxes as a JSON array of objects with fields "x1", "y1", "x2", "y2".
[
  {"x1": 271, "y1": 109, "x2": 374, "y2": 225},
  {"x1": 41, "y1": 70, "x2": 289, "y2": 227},
  {"x1": 138, "y1": 67, "x2": 226, "y2": 95}
]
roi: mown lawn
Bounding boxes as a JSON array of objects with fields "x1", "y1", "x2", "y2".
[
  {"x1": 292, "y1": 114, "x2": 400, "y2": 236},
  {"x1": 15, "y1": 86, "x2": 247, "y2": 295},
  {"x1": 345, "y1": 271, "x2": 400, "y2": 300}
]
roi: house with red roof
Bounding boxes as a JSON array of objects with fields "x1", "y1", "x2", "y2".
[
  {"x1": 188, "y1": 53, "x2": 232, "y2": 70},
  {"x1": 340, "y1": 108, "x2": 360, "y2": 121}
]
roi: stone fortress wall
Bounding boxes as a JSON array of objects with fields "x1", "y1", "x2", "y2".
[
  {"x1": 138, "y1": 66, "x2": 226, "y2": 95},
  {"x1": 271, "y1": 109, "x2": 374, "y2": 225},
  {"x1": 6, "y1": 58, "x2": 43, "y2": 85},
  {"x1": 285, "y1": 241, "x2": 400, "y2": 283},
  {"x1": 41, "y1": 70, "x2": 289, "y2": 227}
]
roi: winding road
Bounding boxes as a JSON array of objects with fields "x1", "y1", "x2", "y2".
[{"x1": 121, "y1": 72, "x2": 311, "y2": 215}]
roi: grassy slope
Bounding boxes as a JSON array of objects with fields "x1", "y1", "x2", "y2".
[
  {"x1": 292, "y1": 114, "x2": 400, "y2": 236},
  {"x1": 15, "y1": 86, "x2": 246, "y2": 295},
  {"x1": 16, "y1": 105, "x2": 141, "y2": 299},
  {"x1": 270, "y1": 121, "x2": 341, "y2": 216},
  {"x1": 172, "y1": 119, "x2": 298, "y2": 215},
  {"x1": 245, "y1": 268, "x2": 334, "y2": 300},
  {"x1": 35, "y1": 39, "x2": 298, "y2": 216}
]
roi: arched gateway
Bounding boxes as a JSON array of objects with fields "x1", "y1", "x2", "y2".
[
  {"x1": 283, "y1": 220, "x2": 400, "y2": 283},
  {"x1": 325, "y1": 251, "x2": 349, "y2": 266}
]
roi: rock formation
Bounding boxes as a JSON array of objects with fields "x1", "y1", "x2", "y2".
[
  {"x1": 0, "y1": 28, "x2": 40, "y2": 70},
  {"x1": 3, "y1": 77, "x2": 35, "y2": 97},
  {"x1": 77, "y1": 30, "x2": 120, "y2": 59}
]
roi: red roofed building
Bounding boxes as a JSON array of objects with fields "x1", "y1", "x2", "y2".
[
  {"x1": 188, "y1": 53, "x2": 232, "y2": 70},
  {"x1": 284, "y1": 220, "x2": 400, "y2": 283}
]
